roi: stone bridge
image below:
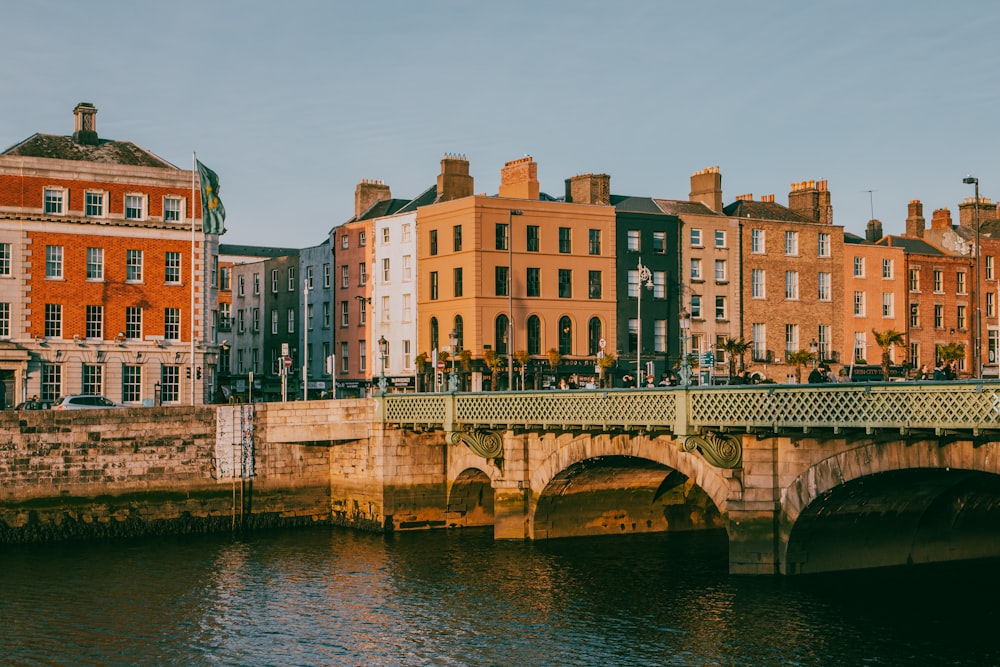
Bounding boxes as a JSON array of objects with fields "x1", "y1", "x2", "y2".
[{"x1": 315, "y1": 382, "x2": 1000, "y2": 575}]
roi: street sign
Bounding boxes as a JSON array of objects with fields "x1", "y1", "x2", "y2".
[
  {"x1": 437, "y1": 361, "x2": 445, "y2": 370},
  {"x1": 283, "y1": 356, "x2": 293, "y2": 368}
]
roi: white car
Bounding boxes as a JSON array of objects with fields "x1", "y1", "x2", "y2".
[{"x1": 51, "y1": 395, "x2": 125, "y2": 410}]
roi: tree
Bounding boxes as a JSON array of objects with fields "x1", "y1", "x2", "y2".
[
  {"x1": 546, "y1": 348, "x2": 562, "y2": 380},
  {"x1": 515, "y1": 350, "x2": 530, "y2": 390},
  {"x1": 872, "y1": 329, "x2": 906, "y2": 381},
  {"x1": 721, "y1": 337, "x2": 751, "y2": 382},
  {"x1": 937, "y1": 342, "x2": 966, "y2": 375},
  {"x1": 786, "y1": 350, "x2": 815, "y2": 384},
  {"x1": 483, "y1": 348, "x2": 504, "y2": 390},
  {"x1": 597, "y1": 351, "x2": 616, "y2": 388}
]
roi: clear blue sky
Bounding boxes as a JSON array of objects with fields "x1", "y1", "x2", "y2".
[{"x1": 4, "y1": 1, "x2": 998, "y2": 247}]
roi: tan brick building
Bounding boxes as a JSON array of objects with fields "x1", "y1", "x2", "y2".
[
  {"x1": 417, "y1": 156, "x2": 618, "y2": 389},
  {"x1": 0, "y1": 103, "x2": 221, "y2": 406},
  {"x1": 726, "y1": 180, "x2": 845, "y2": 383}
]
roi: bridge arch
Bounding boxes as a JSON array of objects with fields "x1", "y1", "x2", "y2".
[
  {"x1": 780, "y1": 438, "x2": 1000, "y2": 574},
  {"x1": 527, "y1": 432, "x2": 730, "y2": 540}
]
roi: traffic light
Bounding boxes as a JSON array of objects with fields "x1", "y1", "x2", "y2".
[
  {"x1": 186, "y1": 367, "x2": 191, "y2": 379},
  {"x1": 196, "y1": 367, "x2": 202, "y2": 380}
]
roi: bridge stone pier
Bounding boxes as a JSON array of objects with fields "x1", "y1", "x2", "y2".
[{"x1": 354, "y1": 383, "x2": 1000, "y2": 575}]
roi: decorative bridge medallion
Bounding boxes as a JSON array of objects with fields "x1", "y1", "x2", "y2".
[
  {"x1": 682, "y1": 432, "x2": 742, "y2": 469},
  {"x1": 447, "y1": 429, "x2": 504, "y2": 468}
]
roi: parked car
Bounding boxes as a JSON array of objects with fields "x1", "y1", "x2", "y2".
[
  {"x1": 51, "y1": 395, "x2": 125, "y2": 410},
  {"x1": 14, "y1": 399, "x2": 53, "y2": 411}
]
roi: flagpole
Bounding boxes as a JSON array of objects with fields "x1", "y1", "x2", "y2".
[{"x1": 191, "y1": 152, "x2": 197, "y2": 405}]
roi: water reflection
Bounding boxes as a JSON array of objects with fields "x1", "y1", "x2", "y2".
[{"x1": 1, "y1": 528, "x2": 998, "y2": 666}]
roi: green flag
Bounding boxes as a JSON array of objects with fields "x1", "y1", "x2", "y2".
[{"x1": 196, "y1": 159, "x2": 226, "y2": 235}]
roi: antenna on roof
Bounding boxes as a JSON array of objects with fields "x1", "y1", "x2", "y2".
[{"x1": 864, "y1": 189, "x2": 876, "y2": 220}]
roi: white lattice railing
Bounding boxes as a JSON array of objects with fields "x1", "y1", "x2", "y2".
[{"x1": 381, "y1": 381, "x2": 1000, "y2": 435}]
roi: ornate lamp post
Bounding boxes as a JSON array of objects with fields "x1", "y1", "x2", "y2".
[
  {"x1": 378, "y1": 335, "x2": 388, "y2": 394},
  {"x1": 678, "y1": 309, "x2": 692, "y2": 387},
  {"x1": 636, "y1": 257, "x2": 654, "y2": 388},
  {"x1": 809, "y1": 337, "x2": 819, "y2": 369},
  {"x1": 448, "y1": 329, "x2": 459, "y2": 392},
  {"x1": 964, "y1": 175, "x2": 982, "y2": 380}
]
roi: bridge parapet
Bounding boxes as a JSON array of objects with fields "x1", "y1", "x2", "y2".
[
  {"x1": 382, "y1": 389, "x2": 680, "y2": 433},
  {"x1": 690, "y1": 381, "x2": 1000, "y2": 435},
  {"x1": 381, "y1": 381, "x2": 1000, "y2": 441}
]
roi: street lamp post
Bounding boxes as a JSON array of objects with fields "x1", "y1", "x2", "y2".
[
  {"x1": 378, "y1": 335, "x2": 388, "y2": 394},
  {"x1": 964, "y1": 175, "x2": 982, "y2": 380},
  {"x1": 449, "y1": 329, "x2": 459, "y2": 392},
  {"x1": 303, "y1": 281, "x2": 309, "y2": 400},
  {"x1": 678, "y1": 309, "x2": 692, "y2": 387},
  {"x1": 636, "y1": 257, "x2": 653, "y2": 388},
  {"x1": 507, "y1": 209, "x2": 522, "y2": 391},
  {"x1": 809, "y1": 337, "x2": 819, "y2": 368}
]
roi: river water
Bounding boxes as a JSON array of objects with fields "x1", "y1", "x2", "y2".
[{"x1": 1, "y1": 527, "x2": 997, "y2": 666}]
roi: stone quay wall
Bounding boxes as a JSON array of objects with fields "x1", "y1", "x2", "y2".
[{"x1": 0, "y1": 403, "x2": 336, "y2": 544}]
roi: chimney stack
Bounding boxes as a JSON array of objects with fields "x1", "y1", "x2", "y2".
[
  {"x1": 905, "y1": 200, "x2": 925, "y2": 238},
  {"x1": 958, "y1": 195, "x2": 999, "y2": 230},
  {"x1": 866, "y1": 219, "x2": 883, "y2": 242},
  {"x1": 498, "y1": 156, "x2": 540, "y2": 200},
  {"x1": 565, "y1": 173, "x2": 610, "y2": 205},
  {"x1": 788, "y1": 179, "x2": 833, "y2": 224},
  {"x1": 72, "y1": 102, "x2": 99, "y2": 146},
  {"x1": 689, "y1": 166, "x2": 722, "y2": 211},
  {"x1": 437, "y1": 153, "x2": 474, "y2": 202},
  {"x1": 930, "y1": 208, "x2": 953, "y2": 230},
  {"x1": 354, "y1": 179, "x2": 391, "y2": 218}
]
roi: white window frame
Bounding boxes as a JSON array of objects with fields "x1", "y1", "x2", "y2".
[
  {"x1": 164, "y1": 196, "x2": 183, "y2": 222},
  {"x1": 44, "y1": 187, "x2": 65, "y2": 215},
  {"x1": 85, "y1": 191, "x2": 105, "y2": 218},
  {"x1": 124, "y1": 194, "x2": 146, "y2": 221},
  {"x1": 86, "y1": 247, "x2": 104, "y2": 281},
  {"x1": 817, "y1": 232, "x2": 830, "y2": 258},
  {"x1": 751, "y1": 269, "x2": 765, "y2": 299},
  {"x1": 126, "y1": 249, "x2": 143, "y2": 282},
  {"x1": 46, "y1": 245, "x2": 64, "y2": 279},
  {"x1": 785, "y1": 231, "x2": 798, "y2": 256}
]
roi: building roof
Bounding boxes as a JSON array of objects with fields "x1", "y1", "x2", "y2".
[
  {"x1": 219, "y1": 244, "x2": 300, "y2": 258},
  {"x1": 2, "y1": 132, "x2": 177, "y2": 169},
  {"x1": 652, "y1": 199, "x2": 724, "y2": 217},
  {"x1": 875, "y1": 235, "x2": 947, "y2": 256},
  {"x1": 396, "y1": 185, "x2": 439, "y2": 214},
  {"x1": 722, "y1": 199, "x2": 813, "y2": 222},
  {"x1": 610, "y1": 195, "x2": 669, "y2": 215}
]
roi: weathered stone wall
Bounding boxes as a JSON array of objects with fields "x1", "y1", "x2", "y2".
[{"x1": 0, "y1": 404, "x2": 335, "y2": 543}]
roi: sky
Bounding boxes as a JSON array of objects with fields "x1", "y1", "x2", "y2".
[{"x1": 4, "y1": 1, "x2": 999, "y2": 248}]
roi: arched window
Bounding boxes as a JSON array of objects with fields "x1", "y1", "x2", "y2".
[
  {"x1": 454, "y1": 315, "x2": 464, "y2": 350},
  {"x1": 588, "y1": 317, "x2": 602, "y2": 356},
  {"x1": 559, "y1": 316, "x2": 572, "y2": 356},
  {"x1": 495, "y1": 314, "x2": 509, "y2": 355},
  {"x1": 527, "y1": 315, "x2": 541, "y2": 356},
  {"x1": 430, "y1": 317, "x2": 439, "y2": 351}
]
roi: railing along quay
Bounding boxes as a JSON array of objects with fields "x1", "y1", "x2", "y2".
[{"x1": 380, "y1": 381, "x2": 1000, "y2": 438}]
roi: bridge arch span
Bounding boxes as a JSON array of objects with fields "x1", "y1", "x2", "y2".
[
  {"x1": 779, "y1": 438, "x2": 1000, "y2": 574},
  {"x1": 527, "y1": 432, "x2": 730, "y2": 540}
]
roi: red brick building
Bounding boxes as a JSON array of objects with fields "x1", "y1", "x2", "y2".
[{"x1": 0, "y1": 103, "x2": 221, "y2": 406}]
